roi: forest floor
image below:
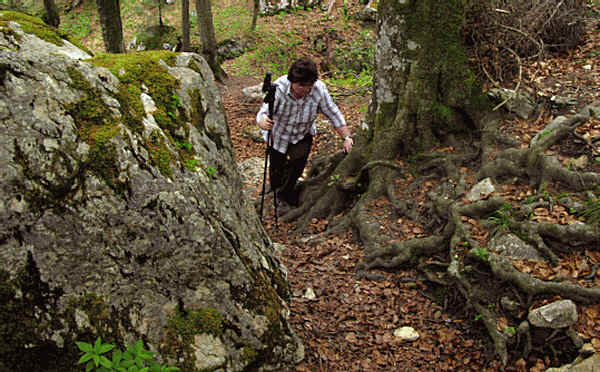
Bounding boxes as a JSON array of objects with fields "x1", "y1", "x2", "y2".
[{"x1": 218, "y1": 3, "x2": 600, "y2": 372}]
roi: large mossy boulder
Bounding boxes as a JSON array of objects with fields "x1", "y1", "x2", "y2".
[{"x1": 0, "y1": 11, "x2": 302, "y2": 372}]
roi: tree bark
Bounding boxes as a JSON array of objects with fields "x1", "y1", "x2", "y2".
[
  {"x1": 196, "y1": 0, "x2": 226, "y2": 81},
  {"x1": 96, "y1": 0, "x2": 125, "y2": 53},
  {"x1": 157, "y1": 0, "x2": 164, "y2": 27},
  {"x1": 366, "y1": 0, "x2": 486, "y2": 160},
  {"x1": 251, "y1": 0, "x2": 259, "y2": 31},
  {"x1": 43, "y1": 0, "x2": 60, "y2": 28},
  {"x1": 181, "y1": 0, "x2": 191, "y2": 51}
]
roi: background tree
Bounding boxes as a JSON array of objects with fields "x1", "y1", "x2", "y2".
[
  {"x1": 181, "y1": 0, "x2": 190, "y2": 51},
  {"x1": 251, "y1": 0, "x2": 259, "y2": 31},
  {"x1": 196, "y1": 0, "x2": 226, "y2": 81},
  {"x1": 42, "y1": 0, "x2": 60, "y2": 28},
  {"x1": 156, "y1": 0, "x2": 164, "y2": 27},
  {"x1": 96, "y1": 0, "x2": 125, "y2": 53}
]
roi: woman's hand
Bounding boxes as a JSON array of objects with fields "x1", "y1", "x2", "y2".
[
  {"x1": 258, "y1": 117, "x2": 274, "y2": 131},
  {"x1": 343, "y1": 137, "x2": 353, "y2": 153}
]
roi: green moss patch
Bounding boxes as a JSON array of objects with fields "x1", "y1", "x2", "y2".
[
  {"x1": 0, "y1": 10, "x2": 92, "y2": 55},
  {"x1": 162, "y1": 307, "x2": 225, "y2": 372},
  {"x1": 65, "y1": 66, "x2": 127, "y2": 192},
  {"x1": 89, "y1": 51, "x2": 198, "y2": 177},
  {"x1": 147, "y1": 130, "x2": 174, "y2": 178}
]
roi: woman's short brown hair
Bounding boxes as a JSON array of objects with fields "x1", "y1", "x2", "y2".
[{"x1": 287, "y1": 58, "x2": 318, "y2": 84}]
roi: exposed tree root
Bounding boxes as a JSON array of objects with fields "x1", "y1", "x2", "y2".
[
  {"x1": 487, "y1": 252, "x2": 600, "y2": 303},
  {"x1": 289, "y1": 101, "x2": 600, "y2": 365}
]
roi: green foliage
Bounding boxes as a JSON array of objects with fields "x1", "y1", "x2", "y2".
[
  {"x1": 504, "y1": 327, "x2": 516, "y2": 336},
  {"x1": 328, "y1": 174, "x2": 340, "y2": 187},
  {"x1": 488, "y1": 203, "x2": 512, "y2": 228},
  {"x1": 332, "y1": 29, "x2": 374, "y2": 74},
  {"x1": 248, "y1": 30, "x2": 300, "y2": 77},
  {"x1": 76, "y1": 337, "x2": 179, "y2": 372},
  {"x1": 205, "y1": 166, "x2": 217, "y2": 177},
  {"x1": 579, "y1": 198, "x2": 600, "y2": 225},
  {"x1": 61, "y1": 8, "x2": 93, "y2": 40},
  {"x1": 213, "y1": 3, "x2": 252, "y2": 42},
  {"x1": 471, "y1": 247, "x2": 489, "y2": 262},
  {"x1": 328, "y1": 69, "x2": 372, "y2": 95}
]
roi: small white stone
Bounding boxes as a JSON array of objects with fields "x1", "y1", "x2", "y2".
[
  {"x1": 394, "y1": 326, "x2": 419, "y2": 341},
  {"x1": 303, "y1": 287, "x2": 316, "y2": 300}
]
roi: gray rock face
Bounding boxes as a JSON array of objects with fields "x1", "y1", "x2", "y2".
[
  {"x1": 466, "y1": 177, "x2": 495, "y2": 201},
  {"x1": 528, "y1": 300, "x2": 578, "y2": 329},
  {"x1": 488, "y1": 233, "x2": 544, "y2": 261},
  {"x1": 0, "y1": 13, "x2": 302, "y2": 372},
  {"x1": 487, "y1": 88, "x2": 537, "y2": 119}
]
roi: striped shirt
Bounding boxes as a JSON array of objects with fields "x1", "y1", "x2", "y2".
[{"x1": 256, "y1": 75, "x2": 346, "y2": 154}]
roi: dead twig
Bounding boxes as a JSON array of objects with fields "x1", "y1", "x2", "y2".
[
  {"x1": 496, "y1": 23, "x2": 544, "y2": 59},
  {"x1": 492, "y1": 47, "x2": 522, "y2": 112}
]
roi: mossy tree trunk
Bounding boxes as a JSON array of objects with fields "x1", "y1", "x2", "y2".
[
  {"x1": 294, "y1": 0, "x2": 488, "y2": 230},
  {"x1": 287, "y1": 0, "x2": 600, "y2": 366},
  {"x1": 96, "y1": 0, "x2": 125, "y2": 53}
]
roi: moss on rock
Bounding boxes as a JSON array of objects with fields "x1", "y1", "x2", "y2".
[
  {"x1": 161, "y1": 307, "x2": 225, "y2": 372},
  {"x1": 0, "y1": 10, "x2": 92, "y2": 55}
]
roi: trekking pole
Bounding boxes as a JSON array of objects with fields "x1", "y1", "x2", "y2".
[{"x1": 259, "y1": 72, "x2": 278, "y2": 229}]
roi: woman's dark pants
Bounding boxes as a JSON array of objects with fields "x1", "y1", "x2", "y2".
[{"x1": 269, "y1": 135, "x2": 313, "y2": 206}]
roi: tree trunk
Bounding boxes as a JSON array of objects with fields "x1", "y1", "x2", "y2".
[
  {"x1": 157, "y1": 0, "x2": 164, "y2": 27},
  {"x1": 367, "y1": 0, "x2": 485, "y2": 161},
  {"x1": 296, "y1": 0, "x2": 488, "y2": 227},
  {"x1": 96, "y1": 0, "x2": 125, "y2": 53},
  {"x1": 251, "y1": 0, "x2": 259, "y2": 31},
  {"x1": 43, "y1": 0, "x2": 60, "y2": 28},
  {"x1": 181, "y1": 0, "x2": 191, "y2": 51},
  {"x1": 196, "y1": 0, "x2": 226, "y2": 81}
]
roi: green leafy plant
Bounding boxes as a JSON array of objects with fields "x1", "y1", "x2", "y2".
[
  {"x1": 184, "y1": 159, "x2": 199, "y2": 170},
  {"x1": 488, "y1": 203, "x2": 511, "y2": 228},
  {"x1": 176, "y1": 141, "x2": 193, "y2": 152},
  {"x1": 472, "y1": 247, "x2": 489, "y2": 262},
  {"x1": 76, "y1": 337, "x2": 179, "y2": 372},
  {"x1": 579, "y1": 198, "x2": 600, "y2": 224},
  {"x1": 205, "y1": 166, "x2": 217, "y2": 176},
  {"x1": 504, "y1": 327, "x2": 516, "y2": 336},
  {"x1": 474, "y1": 314, "x2": 483, "y2": 321},
  {"x1": 328, "y1": 174, "x2": 340, "y2": 187}
]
